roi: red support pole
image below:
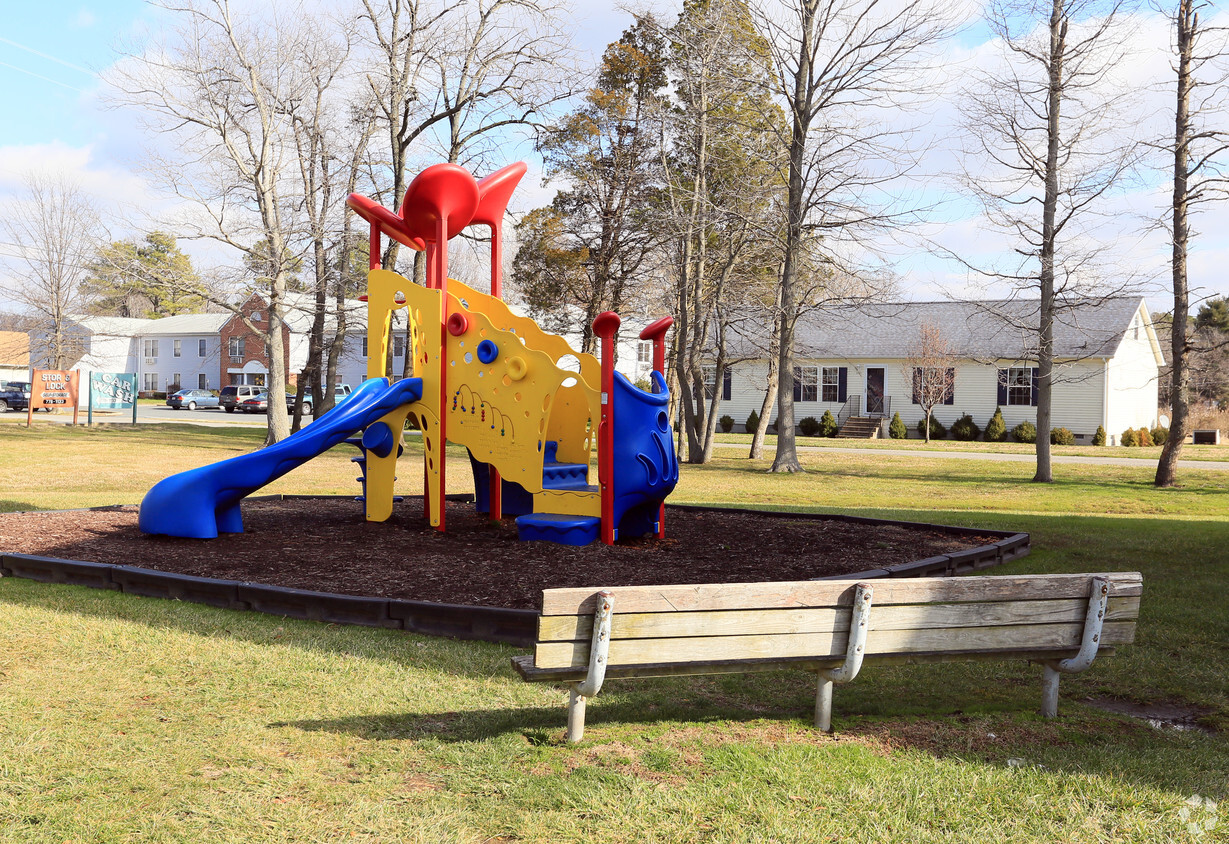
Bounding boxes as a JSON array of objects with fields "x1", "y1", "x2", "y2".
[
  {"x1": 435, "y1": 215, "x2": 449, "y2": 532},
  {"x1": 639, "y1": 316, "x2": 674, "y2": 539},
  {"x1": 488, "y1": 219, "x2": 503, "y2": 520},
  {"x1": 592, "y1": 311, "x2": 621, "y2": 545},
  {"x1": 369, "y1": 221, "x2": 381, "y2": 271}
]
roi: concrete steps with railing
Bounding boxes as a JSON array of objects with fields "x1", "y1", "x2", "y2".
[{"x1": 837, "y1": 416, "x2": 882, "y2": 439}]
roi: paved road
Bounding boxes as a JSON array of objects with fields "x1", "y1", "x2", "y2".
[{"x1": 710, "y1": 441, "x2": 1229, "y2": 471}]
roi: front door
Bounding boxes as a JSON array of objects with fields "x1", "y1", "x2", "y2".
[{"x1": 866, "y1": 367, "x2": 885, "y2": 415}]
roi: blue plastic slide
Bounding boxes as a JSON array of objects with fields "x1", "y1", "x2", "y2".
[{"x1": 139, "y1": 377, "x2": 423, "y2": 538}]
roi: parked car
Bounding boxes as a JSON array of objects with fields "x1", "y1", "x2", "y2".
[
  {"x1": 287, "y1": 384, "x2": 352, "y2": 415},
  {"x1": 166, "y1": 389, "x2": 220, "y2": 410},
  {"x1": 240, "y1": 392, "x2": 269, "y2": 413},
  {"x1": 219, "y1": 384, "x2": 264, "y2": 413},
  {"x1": 0, "y1": 381, "x2": 32, "y2": 412}
]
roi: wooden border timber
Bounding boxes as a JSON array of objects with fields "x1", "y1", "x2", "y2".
[{"x1": 0, "y1": 498, "x2": 1029, "y2": 648}]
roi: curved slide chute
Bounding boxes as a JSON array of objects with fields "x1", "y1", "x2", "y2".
[{"x1": 139, "y1": 377, "x2": 423, "y2": 539}]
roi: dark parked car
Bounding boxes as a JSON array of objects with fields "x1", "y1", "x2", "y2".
[
  {"x1": 0, "y1": 381, "x2": 32, "y2": 412},
  {"x1": 219, "y1": 384, "x2": 264, "y2": 412},
  {"x1": 166, "y1": 389, "x2": 220, "y2": 410},
  {"x1": 240, "y1": 392, "x2": 269, "y2": 413}
]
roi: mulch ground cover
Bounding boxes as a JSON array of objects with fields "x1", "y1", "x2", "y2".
[{"x1": 0, "y1": 499, "x2": 1002, "y2": 610}]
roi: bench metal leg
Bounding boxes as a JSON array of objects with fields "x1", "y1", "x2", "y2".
[
  {"x1": 1040, "y1": 576, "x2": 1108, "y2": 718},
  {"x1": 815, "y1": 582, "x2": 873, "y2": 733},
  {"x1": 568, "y1": 688, "x2": 587, "y2": 743},
  {"x1": 815, "y1": 678, "x2": 835, "y2": 731}
]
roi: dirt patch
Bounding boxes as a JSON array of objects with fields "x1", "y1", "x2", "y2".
[
  {"x1": 1083, "y1": 697, "x2": 1218, "y2": 735},
  {"x1": 0, "y1": 498, "x2": 1002, "y2": 610}
]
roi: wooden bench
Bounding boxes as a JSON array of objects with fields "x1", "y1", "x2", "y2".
[{"x1": 512, "y1": 572, "x2": 1142, "y2": 741}]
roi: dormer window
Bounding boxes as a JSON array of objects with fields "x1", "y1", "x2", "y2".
[{"x1": 252, "y1": 311, "x2": 263, "y2": 322}]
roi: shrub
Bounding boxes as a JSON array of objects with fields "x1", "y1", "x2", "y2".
[
  {"x1": 1120, "y1": 428, "x2": 1137, "y2": 447},
  {"x1": 818, "y1": 409, "x2": 839, "y2": 438},
  {"x1": 745, "y1": 410, "x2": 760, "y2": 435},
  {"x1": 718, "y1": 414, "x2": 734, "y2": 433},
  {"x1": 950, "y1": 413, "x2": 981, "y2": 441},
  {"x1": 1136, "y1": 427, "x2": 1153, "y2": 447},
  {"x1": 916, "y1": 417, "x2": 947, "y2": 440},
  {"x1": 1050, "y1": 427, "x2": 1075, "y2": 446},
  {"x1": 984, "y1": 407, "x2": 1007, "y2": 442},
  {"x1": 1150, "y1": 425, "x2": 1168, "y2": 446},
  {"x1": 888, "y1": 412, "x2": 907, "y2": 439},
  {"x1": 799, "y1": 416, "x2": 822, "y2": 437},
  {"x1": 1092, "y1": 425, "x2": 1106, "y2": 446},
  {"x1": 1011, "y1": 421, "x2": 1037, "y2": 443}
]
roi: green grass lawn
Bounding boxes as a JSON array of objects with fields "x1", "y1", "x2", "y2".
[{"x1": 0, "y1": 425, "x2": 1225, "y2": 842}]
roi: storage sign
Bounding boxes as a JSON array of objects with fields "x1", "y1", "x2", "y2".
[{"x1": 31, "y1": 370, "x2": 79, "y2": 411}]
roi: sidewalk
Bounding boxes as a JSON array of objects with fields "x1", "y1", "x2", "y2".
[{"x1": 710, "y1": 441, "x2": 1229, "y2": 471}]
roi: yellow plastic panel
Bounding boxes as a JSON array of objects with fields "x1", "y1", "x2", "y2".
[
  {"x1": 365, "y1": 269, "x2": 413, "y2": 380},
  {"x1": 363, "y1": 405, "x2": 415, "y2": 523},
  {"x1": 442, "y1": 289, "x2": 599, "y2": 495},
  {"x1": 533, "y1": 488, "x2": 601, "y2": 517},
  {"x1": 449, "y1": 279, "x2": 601, "y2": 390}
]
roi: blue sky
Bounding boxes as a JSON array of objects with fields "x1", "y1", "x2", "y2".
[{"x1": 0, "y1": 1, "x2": 1224, "y2": 319}]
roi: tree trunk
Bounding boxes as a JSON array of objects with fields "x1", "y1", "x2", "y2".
[
  {"x1": 1157, "y1": 0, "x2": 1195, "y2": 488},
  {"x1": 749, "y1": 377, "x2": 778, "y2": 460},
  {"x1": 1033, "y1": 0, "x2": 1066, "y2": 484}
]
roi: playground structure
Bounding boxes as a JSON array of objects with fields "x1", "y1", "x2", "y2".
[{"x1": 139, "y1": 162, "x2": 679, "y2": 547}]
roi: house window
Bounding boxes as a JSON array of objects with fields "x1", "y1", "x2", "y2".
[
  {"x1": 198, "y1": 374, "x2": 208, "y2": 389},
  {"x1": 361, "y1": 337, "x2": 369, "y2": 357},
  {"x1": 638, "y1": 341, "x2": 653, "y2": 365},
  {"x1": 173, "y1": 339, "x2": 182, "y2": 357},
  {"x1": 821, "y1": 367, "x2": 841, "y2": 403},
  {"x1": 171, "y1": 373, "x2": 182, "y2": 389},
  {"x1": 143, "y1": 339, "x2": 159, "y2": 358},
  {"x1": 1006, "y1": 367, "x2": 1032, "y2": 406},
  {"x1": 912, "y1": 367, "x2": 955, "y2": 405},
  {"x1": 701, "y1": 365, "x2": 732, "y2": 400},
  {"x1": 143, "y1": 373, "x2": 158, "y2": 391},
  {"x1": 229, "y1": 373, "x2": 242, "y2": 386},
  {"x1": 228, "y1": 337, "x2": 245, "y2": 358},
  {"x1": 198, "y1": 339, "x2": 207, "y2": 357},
  {"x1": 394, "y1": 335, "x2": 405, "y2": 358},
  {"x1": 252, "y1": 311, "x2": 263, "y2": 322},
  {"x1": 793, "y1": 366, "x2": 818, "y2": 402}
]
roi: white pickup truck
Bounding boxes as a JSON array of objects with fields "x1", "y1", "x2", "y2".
[{"x1": 287, "y1": 384, "x2": 351, "y2": 415}]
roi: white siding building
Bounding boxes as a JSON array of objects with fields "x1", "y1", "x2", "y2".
[{"x1": 718, "y1": 297, "x2": 1164, "y2": 442}]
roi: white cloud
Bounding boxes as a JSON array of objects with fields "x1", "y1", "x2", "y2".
[{"x1": 71, "y1": 8, "x2": 97, "y2": 29}]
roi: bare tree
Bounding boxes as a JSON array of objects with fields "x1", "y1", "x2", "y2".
[
  {"x1": 958, "y1": 0, "x2": 1141, "y2": 482},
  {"x1": 901, "y1": 323, "x2": 958, "y2": 442},
  {"x1": 656, "y1": 0, "x2": 786, "y2": 465},
  {"x1": 752, "y1": 0, "x2": 956, "y2": 473},
  {"x1": 110, "y1": 0, "x2": 313, "y2": 444},
  {"x1": 1154, "y1": 0, "x2": 1229, "y2": 487},
  {"x1": 2, "y1": 173, "x2": 105, "y2": 370}
]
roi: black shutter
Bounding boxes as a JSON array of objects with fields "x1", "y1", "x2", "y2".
[
  {"x1": 793, "y1": 366, "x2": 802, "y2": 401},
  {"x1": 838, "y1": 367, "x2": 847, "y2": 403},
  {"x1": 722, "y1": 368, "x2": 732, "y2": 401},
  {"x1": 1031, "y1": 367, "x2": 1039, "y2": 406},
  {"x1": 945, "y1": 368, "x2": 955, "y2": 405},
  {"x1": 997, "y1": 370, "x2": 1008, "y2": 405},
  {"x1": 912, "y1": 368, "x2": 921, "y2": 404}
]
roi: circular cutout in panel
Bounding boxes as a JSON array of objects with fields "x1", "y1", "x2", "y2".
[
  {"x1": 502, "y1": 375, "x2": 512, "y2": 387},
  {"x1": 464, "y1": 352, "x2": 473, "y2": 364},
  {"x1": 514, "y1": 392, "x2": 522, "y2": 402},
  {"x1": 477, "y1": 339, "x2": 498, "y2": 364},
  {"x1": 541, "y1": 395, "x2": 550, "y2": 412},
  {"x1": 560, "y1": 376, "x2": 578, "y2": 388},
  {"x1": 446, "y1": 312, "x2": 469, "y2": 336},
  {"x1": 657, "y1": 410, "x2": 669, "y2": 432},
  {"x1": 556, "y1": 354, "x2": 582, "y2": 373},
  {"x1": 506, "y1": 356, "x2": 527, "y2": 380}
]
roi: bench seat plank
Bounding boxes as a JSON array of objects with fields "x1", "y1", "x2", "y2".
[
  {"x1": 536, "y1": 596, "x2": 1141, "y2": 643},
  {"x1": 540, "y1": 572, "x2": 1142, "y2": 616},
  {"x1": 533, "y1": 619, "x2": 1138, "y2": 670}
]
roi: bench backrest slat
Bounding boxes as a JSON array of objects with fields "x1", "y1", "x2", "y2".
[
  {"x1": 536, "y1": 595, "x2": 1142, "y2": 643},
  {"x1": 534, "y1": 620, "x2": 1138, "y2": 670},
  {"x1": 539, "y1": 572, "x2": 1142, "y2": 616}
]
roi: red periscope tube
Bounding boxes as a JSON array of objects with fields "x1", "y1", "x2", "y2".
[{"x1": 639, "y1": 316, "x2": 673, "y2": 538}]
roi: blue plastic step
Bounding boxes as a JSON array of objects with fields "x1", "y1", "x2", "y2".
[
  {"x1": 543, "y1": 440, "x2": 559, "y2": 463},
  {"x1": 542, "y1": 461, "x2": 589, "y2": 489},
  {"x1": 516, "y1": 513, "x2": 600, "y2": 546}
]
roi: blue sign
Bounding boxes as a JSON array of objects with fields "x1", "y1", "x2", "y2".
[{"x1": 91, "y1": 372, "x2": 136, "y2": 410}]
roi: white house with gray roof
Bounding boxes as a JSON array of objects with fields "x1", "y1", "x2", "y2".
[{"x1": 717, "y1": 297, "x2": 1164, "y2": 443}]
